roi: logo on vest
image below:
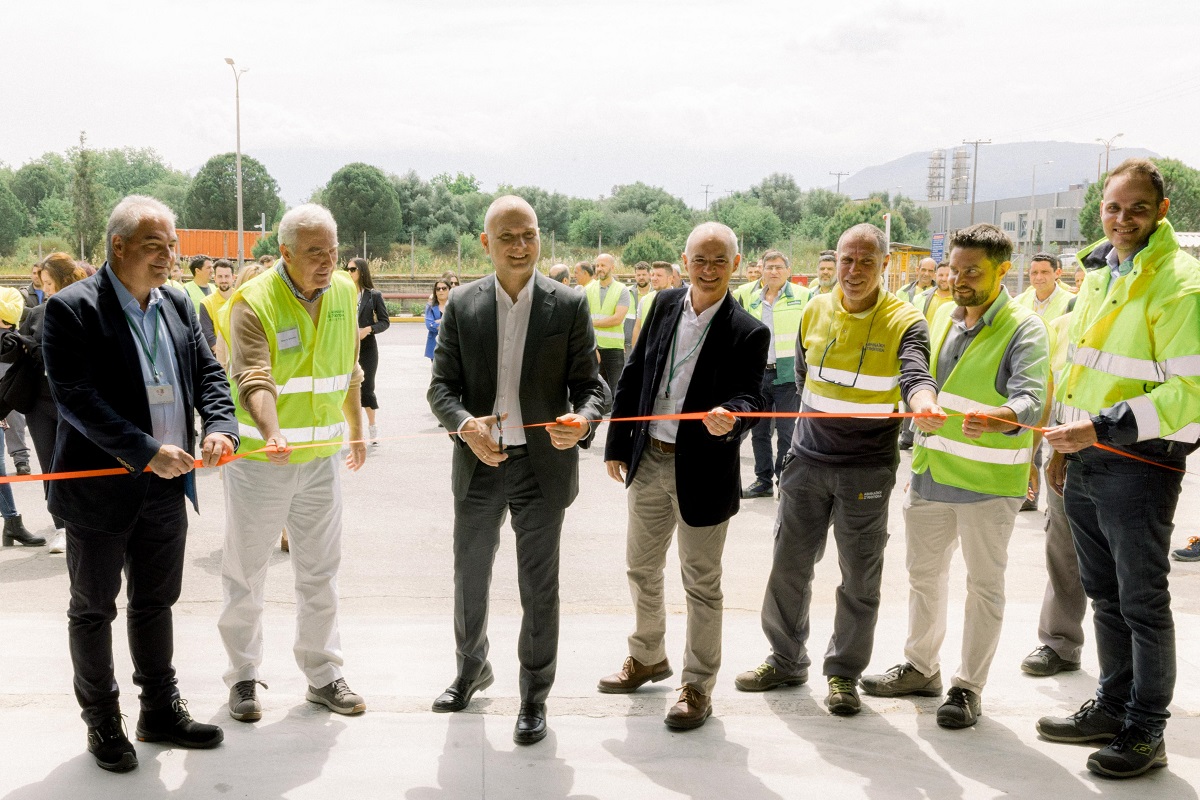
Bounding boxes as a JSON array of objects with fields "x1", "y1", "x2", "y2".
[
  {"x1": 327, "y1": 309, "x2": 346, "y2": 321},
  {"x1": 858, "y1": 490, "x2": 883, "y2": 501},
  {"x1": 864, "y1": 342, "x2": 885, "y2": 353}
]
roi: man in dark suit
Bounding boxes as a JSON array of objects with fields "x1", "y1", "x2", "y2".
[
  {"x1": 427, "y1": 195, "x2": 605, "y2": 745},
  {"x1": 599, "y1": 222, "x2": 769, "y2": 730},
  {"x1": 42, "y1": 195, "x2": 239, "y2": 774}
]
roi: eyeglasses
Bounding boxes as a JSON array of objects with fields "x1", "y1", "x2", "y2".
[
  {"x1": 816, "y1": 305, "x2": 880, "y2": 389},
  {"x1": 436, "y1": 285, "x2": 450, "y2": 291}
]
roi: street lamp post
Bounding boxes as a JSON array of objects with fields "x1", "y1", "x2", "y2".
[
  {"x1": 1096, "y1": 133, "x2": 1123, "y2": 176},
  {"x1": 225, "y1": 58, "x2": 248, "y2": 268},
  {"x1": 1021, "y1": 160, "x2": 1053, "y2": 293}
]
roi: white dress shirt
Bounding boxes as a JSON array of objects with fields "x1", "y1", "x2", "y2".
[
  {"x1": 649, "y1": 288, "x2": 725, "y2": 443},
  {"x1": 493, "y1": 272, "x2": 535, "y2": 446}
]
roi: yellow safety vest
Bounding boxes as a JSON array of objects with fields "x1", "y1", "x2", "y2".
[
  {"x1": 586, "y1": 280, "x2": 626, "y2": 350},
  {"x1": 228, "y1": 268, "x2": 358, "y2": 462},
  {"x1": 800, "y1": 287, "x2": 924, "y2": 416},
  {"x1": 747, "y1": 283, "x2": 809, "y2": 385},
  {"x1": 184, "y1": 281, "x2": 211, "y2": 316},
  {"x1": 1014, "y1": 284, "x2": 1072, "y2": 322},
  {"x1": 637, "y1": 290, "x2": 657, "y2": 322},
  {"x1": 912, "y1": 298, "x2": 1042, "y2": 497},
  {"x1": 1055, "y1": 219, "x2": 1200, "y2": 444}
]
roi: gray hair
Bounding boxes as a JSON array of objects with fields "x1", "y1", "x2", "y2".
[
  {"x1": 837, "y1": 223, "x2": 888, "y2": 259},
  {"x1": 279, "y1": 203, "x2": 338, "y2": 250},
  {"x1": 106, "y1": 195, "x2": 176, "y2": 263},
  {"x1": 685, "y1": 222, "x2": 739, "y2": 258}
]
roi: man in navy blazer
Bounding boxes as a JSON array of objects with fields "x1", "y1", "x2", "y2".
[
  {"x1": 600, "y1": 222, "x2": 769, "y2": 730},
  {"x1": 42, "y1": 195, "x2": 238, "y2": 774}
]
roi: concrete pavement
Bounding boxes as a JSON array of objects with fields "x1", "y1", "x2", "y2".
[{"x1": 2, "y1": 323, "x2": 1198, "y2": 799}]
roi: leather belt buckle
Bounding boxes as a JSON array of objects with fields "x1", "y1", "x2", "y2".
[{"x1": 649, "y1": 437, "x2": 676, "y2": 455}]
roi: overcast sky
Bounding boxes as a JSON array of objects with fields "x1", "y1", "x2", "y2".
[{"x1": 4, "y1": 0, "x2": 1199, "y2": 207}]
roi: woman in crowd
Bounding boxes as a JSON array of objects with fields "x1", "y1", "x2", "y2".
[
  {"x1": 425, "y1": 278, "x2": 451, "y2": 360},
  {"x1": 349, "y1": 258, "x2": 390, "y2": 445},
  {"x1": 0, "y1": 289, "x2": 41, "y2": 547}
]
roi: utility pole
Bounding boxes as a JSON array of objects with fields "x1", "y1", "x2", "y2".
[
  {"x1": 701, "y1": 184, "x2": 714, "y2": 213},
  {"x1": 363, "y1": 231, "x2": 367, "y2": 259},
  {"x1": 410, "y1": 232, "x2": 415, "y2": 277},
  {"x1": 224, "y1": 58, "x2": 248, "y2": 268},
  {"x1": 1096, "y1": 133, "x2": 1124, "y2": 175},
  {"x1": 551, "y1": 230, "x2": 556, "y2": 263},
  {"x1": 829, "y1": 171, "x2": 849, "y2": 195},
  {"x1": 962, "y1": 139, "x2": 991, "y2": 225}
]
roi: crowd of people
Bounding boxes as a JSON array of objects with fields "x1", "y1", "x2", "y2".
[{"x1": 4, "y1": 156, "x2": 1197, "y2": 783}]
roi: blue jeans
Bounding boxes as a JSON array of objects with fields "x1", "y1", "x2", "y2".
[
  {"x1": 0, "y1": 456, "x2": 16, "y2": 518},
  {"x1": 750, "y1": 373, "x2": 798, "y2": 484},
  {"x1": 1064, "y1": 444, "x2": 1184, "y2": 736}
]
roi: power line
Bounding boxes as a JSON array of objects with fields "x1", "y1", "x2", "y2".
[{"x1": 829, "y1": 171, "x2": 849, "y2": 194}]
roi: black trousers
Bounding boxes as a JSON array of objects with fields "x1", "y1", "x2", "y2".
[
  {"x1": 598, "y1": 348, "x2": 625, "y2": 401},
  {"x1": 359, "y1": 334, "x2": 380, "y2": 410},
  {"x1": 25, "y1": 392, "x2": 65, "y2": 528},
  {"x1": 66, "y1": 476, "x2": 187, "y2": 726}
]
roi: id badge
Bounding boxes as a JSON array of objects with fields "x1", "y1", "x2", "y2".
[
  {"x1": 653, "y1": 394, "x2": 675, "y2": 418},
  {"x1": 276, "y1": 327, "x2": 301, "y2": 351},
  {"x1": 147, "y1": 383, "x2": 175, "y2": 405}
]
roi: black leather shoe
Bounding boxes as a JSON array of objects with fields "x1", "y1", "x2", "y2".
[
  {"x1": 136, "y1": 698, "x2": 224, "y2": 749},
  {"x1": 513, "y1": 702, "x2": 547, "y2": 745},
  {"x1": 432, "y1": 664, "x2": 494, "y2": 713},
  {"x1": 87, "y1": 715, "x2": 138, "y2": 773}
]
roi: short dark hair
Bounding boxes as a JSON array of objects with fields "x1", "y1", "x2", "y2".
[
  {"x1": 650, "y1": 261, "x2": 672, "y2": 273},
  {"x1": 189, "y1": 255, "x2": 211, "y2": 275},
  {"x1": 818, "y1": 253, "x2": 836, "y2": 264},
  {"x1": 1104, "y1": 158, "x2": 1165, "y2": 204},
  {"x1": 213, "y1": 258, "x2": 235, "y2": 274},
  {"x1": 760, "y1": 249, "x2": 790, "y2": 268},
  {"x1": 1031, "y1": 252, "x2": 1061, "y2": 270},
  {"x1": 633, "y1": 261, "x2": 650, "y2": 271},
  {"x1": 575, "y1": 261, "x2": 595, "y2": 277},
  {"x1": 949, "y1": 223, "x2": 1012, "y2": 266},
  {"x1": 349, "y1": 257, "x2": 374, "y2": 290}
]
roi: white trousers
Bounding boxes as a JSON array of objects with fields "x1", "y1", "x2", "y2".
[
  {"x1": 903, "y1": 491, "x2": 1022, "y2": 694},
  {"x1": 218, "y1": 456, "x2": 345, "y2": 688}
]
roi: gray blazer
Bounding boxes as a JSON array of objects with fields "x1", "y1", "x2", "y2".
[{"x1": 427, "y1": 272, "x2": 606, "y2": 509}]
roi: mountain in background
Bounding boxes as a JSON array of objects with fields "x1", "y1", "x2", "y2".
[{"x1": 838, "y1": 141, "x2": 1159, "y2": 203}]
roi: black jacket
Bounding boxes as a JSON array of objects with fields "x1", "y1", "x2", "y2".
[
  {"x1": 42, "y1": 265, "x2": 239, "y2": 532},
  {"x1": 605, "y1": 287, "x2": 769, "y2": 527},
  {"x1": 357, "y1": 288, "x2": 391, "y2": 336}
]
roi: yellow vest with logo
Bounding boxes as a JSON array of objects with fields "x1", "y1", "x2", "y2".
[
  {"x1": 229, "y1": 268, "x2": 358, "y2": 462},
  {"x1": 747, "y1": 283, "x2": 808, "y2": 385},
  {"x1": 586, "y1": 280, "x2": 626, "y2": 349},
  {"x1": 1055, "y1": 220, "x2": 1200, "y2": 444},
  {"x1": 912, "y1": 298, "x2": 1041, "y2": 497},
  {"x1": 800, "y1": 287, "x2": 924, "y2": 416}
]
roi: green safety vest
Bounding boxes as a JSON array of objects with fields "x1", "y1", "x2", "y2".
[
  {"x1": 733, "y1": 279, "x2": 761, "y2": 309},
  {"x1": 586, "y1": 280, "x2": 626, "y2": 349},
  {"x1": 896, "y1": 281, "x2": 931, "y2": 306},
  {"x1": 747, "y1": 283, "x2": 809, "y2": 385},
  {"x1": 636, "y1": 290, "x2": 657, "y2": 322},
  {"x1": 184, "y1": 281, "x2": 211, "y2": 316},
  {"x1": 912, "y1": 298, "x2": 1041, "y2": 497},
  {"x1": 800, "y1": 287, "x2": 923, "y2": 415},
  {"x1": 229, "y1": 268, "x2": 359, "y2": 462},
  {"x1": 1014, "y1": 284, "x2": 1072, "y2": 322},
  {"x1": 1054, "y1": 219, "x2": 1200, "y2": 444}
]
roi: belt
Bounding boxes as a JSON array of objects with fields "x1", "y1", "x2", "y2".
[
  {"x1": 502, "y1": 444, "x2": 529, "y2": 456},
  {"x1": 649, "y1": 437, "x2": 676, "y2": 454},
  {"x1": 766, "y1": 364, "x2": 777, "y2": 371}
]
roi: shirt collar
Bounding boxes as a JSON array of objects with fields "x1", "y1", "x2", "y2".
[
  {"x1": 682, "y1": 287, "x2": 725, "y2": 325},
  {"x1": 950, "y1": 286, "x2": 1010, "y2": 330},
  {"x1": 495, "y1": 270, "x2": 536, "y2": 309},
  {"x1": 107, "y1": 264, "x2": 163, "y2": 315},
  {"x1": 1104, "y1": 242, "x2": 1147, "y2": 270},
  {"x1": 276, "y1": 261, "x2": 329, "y2": 303}
]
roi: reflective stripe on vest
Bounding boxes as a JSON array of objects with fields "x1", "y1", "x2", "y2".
[
  {"x1": 587, "y1": 281, "x2": 625, "y2": 348},
  {"x1": 801, "y1": 387, "x2": 895, "y2": 416},
  {"x1": 918, "y1": 434, "x2": 1032, "y2": 466}
]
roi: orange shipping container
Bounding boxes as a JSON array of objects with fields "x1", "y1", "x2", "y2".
[{"x1": 176, "y1": 229, "x2": 263, "y2": 260}]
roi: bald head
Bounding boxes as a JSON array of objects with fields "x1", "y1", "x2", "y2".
[
  {"x1": 483, "y1": 195, "x2": 538, "y2": 236},
  {"x1": 594, "y1": 252, "x2": 617, "y2": 282},
  {"x1": 685, "y1": 222, "x2": 738, "y2": 260}
]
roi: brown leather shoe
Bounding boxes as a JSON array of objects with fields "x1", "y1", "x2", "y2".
[
  {"x1": 597, "y1": 656, "x2": 673, "y2": 694},
  {"x1": 664, "y1": 685, "x2": 711, "y2": 730}
]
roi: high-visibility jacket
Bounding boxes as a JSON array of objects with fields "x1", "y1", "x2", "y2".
[
  {"x1": 1014, "y1": 283, "x2": 1072, "y2": 322},
  {"x1": 915, "y1": 287, "x2": 953, "y2": 322},
  {"x1": 184, "y1": 281, "x2": 211, "y2": 316},
  {"x1": 733, "y1": 279, "x2": 761, "y2": 309},
  {"x1": 896, "y1": 281, "x2": 931, "y2": 305},
  {"x1": 636, "y1": 290, "x2": 657, "y2": 322},
  {"x1": 747, "y1": 283, "x2": 809, "y2": 385},
  {"x1": 167, "y1": 279, "x2": 186, "y2": 294},
  {"x1": 912, "y1": 298, "x2": 1041, "y2": 497},
  {"x1": 228, "y1": 268, "x2": 358, "y2": 462},
  {"x1": 586, "y1": 280, "x2": 626, "y2": 350},
  {"x1": 1054, "y1": 219, "x2": 1200, "y2": 444},
  {"x1": 199, "y1": 290, "x2": 230, "y2": 329},
  {"x1": 800, "y1": 287, "x2": 924, "y2": 416}
]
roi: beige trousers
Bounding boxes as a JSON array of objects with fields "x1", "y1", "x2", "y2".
[
  {"x1": 625, "y1": 446, "x2": 729, "y2": 694},
  {"x1": 902, "y1": 491, "x2": 1022, "y2": 694}
]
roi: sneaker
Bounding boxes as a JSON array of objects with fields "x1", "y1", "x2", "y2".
[
  {"x1": 15, "y1": 461, "x2": 30, "y2": 476},
  {"x1": 825, "y1": 676, "x2": 860, "y2": 716},
  {"x1": 1087, "y1": 725, "x2": 1168, "y2": 778},
  {"x1": 1021, "y1": 645, "x2": 1081, "y2": 677},
  {"x1": 734, "y1": 662, "x2": 808, "y2": 692},
  {"x1": 229, "y1": 679, "x2": 267, "y2": 722},
  {"x1": 1171, "y1": 536, "x2": 1200, "y2": 562},
  {"x1": 860, "y1": 662, "x2": 942, "y2": 697},
  {"x1": 48, "y1": 530, "x2": 66, "y2": 554},
  {"x1": 937, "y1": 687, "x2": 981, "y2": 729},
  {"x1": 306, "y1": 678, "x2": 365, "y2": 715},
  {"x1": 368, "y1": 424, "x2": 379, "y2": 446},
  {"x1": 1037, "y1": 699, "x2": 1124, "y2": 743},
  {"x1": 741, "y1": 479, "x2": 773, "y2": 499},
  {"x1": 87, "y1": 714, "x2": 138, "y2": 772}
]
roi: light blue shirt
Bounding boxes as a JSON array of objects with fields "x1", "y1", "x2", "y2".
[{"x1": 110, "y1": 270, "x2": 188, "y2": 450}]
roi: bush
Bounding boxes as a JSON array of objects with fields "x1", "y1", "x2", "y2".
[
  {"x1": 621, "y1": 231, "x2": 677, "y2": 266},
  {"x1": 427, "y1": 223, "x2": 459, "y2": 255}
]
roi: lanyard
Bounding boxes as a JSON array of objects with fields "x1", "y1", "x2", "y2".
[
  {"x1": 665, "y1": 313, "x2": 715, "y2": 398},
  {"x1": 124, "y1": 306, "x2": 163, "y2": 384}
]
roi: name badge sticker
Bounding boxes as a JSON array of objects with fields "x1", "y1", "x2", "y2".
[
  {"x1": 277, "y1": 328, "x2": 301, "y2": 351},
  {"x1": 653, "y1": 394, "x2": 674, "y2": 418},
  {"x1": 147, "y1": 383, "x2": 176, "y2": 406}
]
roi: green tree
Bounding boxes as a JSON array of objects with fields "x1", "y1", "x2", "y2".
[
  {"x1": 11, "y1": 161, "x2": 67, "y2": 216},
  {"x1": 324, "y1": 163, "x2": 402, "y2": 258},
  {"x1": 427, "y1": 222, "x2": 459, "y2": 255},
  {"x1": 647, "y1": 204, "x2": 694, "y2": 250},
  {"x1": 183, "y1": 153, "x2": 283, "y2": 231},
  {"x1": 822, "y1": 198, "x2": 905, "y2": 248},
  {"x1": 712, "y1": 197, "x2": 784, "y2": 250},
  {"x1": 610, "y1": 209, "x2": 650, "y2": 245},
  {"x1": 1079, "y1": 181, "x2": 1103, "y2": 243},
  {"x1": 34, "y1": 195, "x2": 74, "y2": 238},
  {"x1": 622, "y1": 231, "x2": 678, "y2": 265},
  {"x1": 252, "y1": 231, "x2": 279, "y2": 259},
  {"x1": 501, "y1": 185, "x2": 569, "y2": 240},
  {"x1": 0, "y1": 181, "x2": 26, "y2": 256},
  {"x1": 609, "y1": 182, "x2": 688, "y2": 216},
  {"x1": 568, "y1": 206, "x2": 617, "y2": 247},
  {"x1": 431, "y1": 172, "x2": 480, "y2": 196},
  {"x1": 69, "y1": 132, "x2": 105, "y2": 260},
  {"x1": 750, "y1": 173, "x2": 805, "y2": 227}
]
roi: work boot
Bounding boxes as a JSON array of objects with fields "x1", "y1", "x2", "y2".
[
  {"x1": 1020, "y1": 645, "x2": 1080, "y2": 677},
  {"x1": 1037, "y1": 699, "x2": 1124, "y2": 744},
  {"x1": 734, "y1": 662, "x2": 808, "y2": 692},
  {"x1": 136, "y1": 698, "x2": 224, "y2": 748},
  {"x1": 1087, "y1": 725, "x2": 1167, "y2": 778},
  {"x1": 87, "y1": 714, "x2": 138, "y2": 773},
  {"x1": 937, "y1": 687, "x2": 982, "y2": 729},
  {"x1": 229, "y1": 680, "x2": 267, "y2": 722},
  {"x1": 825, "y1": 676, "x2": 861, "y2": 716},
  {"x1": 860, "y1": 662, "x2": 942, "y2": 697},
  {"x1": 2, "y1": 515, "x2": 45, "y2": 547}
]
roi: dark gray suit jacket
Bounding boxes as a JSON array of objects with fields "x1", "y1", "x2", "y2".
[{"x1": 427, "y1": 272, "x2": 605, "y2": 509}]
